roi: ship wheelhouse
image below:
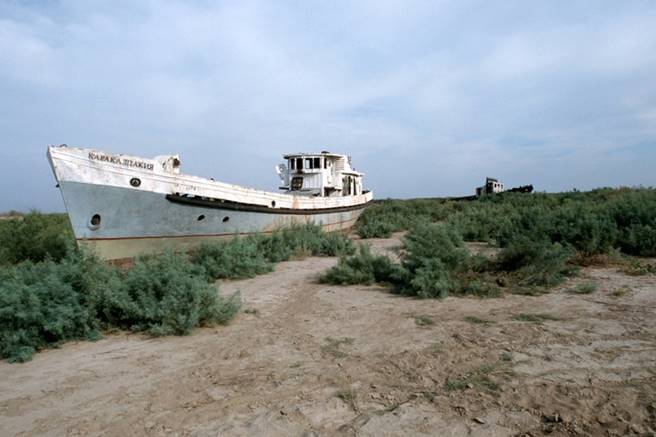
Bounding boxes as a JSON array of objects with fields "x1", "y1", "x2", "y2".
[{"x1": 278, "y1": 151, "x2": 365, "y2": 198}]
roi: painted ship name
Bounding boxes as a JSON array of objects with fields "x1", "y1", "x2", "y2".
[{"x1": 88, "y1": 152, "x2": 154, "y2": 170}]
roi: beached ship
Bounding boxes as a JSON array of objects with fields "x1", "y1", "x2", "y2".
[{"x1": 47, "y1": 145, "x2": 373, "y2": 260}]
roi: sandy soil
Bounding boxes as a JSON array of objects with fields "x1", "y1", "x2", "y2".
[{"x1": 1, "y1": 234, "x2": 655, "y2": 436}]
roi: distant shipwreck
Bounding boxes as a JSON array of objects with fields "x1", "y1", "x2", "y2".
[{"x1": 475, "y1": 177, "x2": 534, "y2": 197}]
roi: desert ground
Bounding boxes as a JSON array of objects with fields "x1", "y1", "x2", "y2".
[{"x1": 1, "y1": 234, "x2": 655, "y2": 436}]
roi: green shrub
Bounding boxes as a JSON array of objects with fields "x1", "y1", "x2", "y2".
[
  {"x1": 317, "y1": 230, "x2": 356, "y2": 256},
  {"x1": 319, "y1": 244, "x2": 399, "y2": 285},
  {"x1": 608, "y1": 189, "x2": 656, "y2": 256},
  {"x1": 547, "y1": 203, "x2": 618, "y2": 255},
  {"x1": 191, "y1": 237, "x2": 273, "y2": 280},
  {"x1": 494, "y1": 189, "x2": 655, "y2": 257},
  {"x1": 355, "y1": 199, "x2": 453, "y2": 238},
  {"x1": 497, "y1": 236, "x2": 550, "y2": 271},
  {"x1": 448, "y1": 206, "x2": 515, "y2": 242},
  {"x1": 0, "y1": 220, "x2": 359, "y2": 363},
  {"x1": 392, "y1": 223, "x2": 469, "y2": 298},
  {"x1": 356, "y1": 218, "x2": 396, "y2": 239},
  {"x1": 357, "y1": 188, "x2": 656, "y2": 258},
  {"x1": 98, "y1": 252, "x2": 240, "y2": 336},
  {"x1": 406, "y1": 258, "x2": 453, "y2": 298},
  {"x1": 402, "y1": 223, "x2": 469, "y2": 273},
  {"x1": 267, "y1": 225, "x2": 323, "y2": 258},
  {"x1": 619, "y1": 224, "x2": 656, "y2": 257},
  {"x1": 497, "y1": 237, "x2": 575, "y2": 287},
  {"x1": 324, "y1": 224, "x2": 476, "y2": 299},
  {"x1": 0, "y1": 252, "x2": 103, "y2": 362},
  {"x1": 468, "y1": 254, "x2": 495, "y2": 273},
  {"x1": 0, "y1": 212, "x2": 74, "y2": 265},
  {"x1": 277, "y1": 224, "x2": 349, "y2": 257},
  {"x1": 0, "y1": 251, "x2": 240, "y2": 362},
  {"x1": 192, "y1": 225, "x2": 354, "y2": 281},
  {"x1": 1, "y1": 223, "x2": 355, "y2": 362},
  {"x1": 259, "y1": 224, "x2": 355, "y2": 261},
  {"x1": 256, "y1": 232, "x2": 295, "y2": 263},
  {"x1": 338, "y1": 188, "x2": 656, "y2": 299}
]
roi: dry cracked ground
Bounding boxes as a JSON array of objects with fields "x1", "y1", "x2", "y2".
[{"x1": 1, "y1": 234, "x2": 656, "y2": 436}]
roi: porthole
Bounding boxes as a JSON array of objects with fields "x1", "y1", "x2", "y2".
[
  {"x1": 88, "y1": 214, "x2": 101, "y2": 230},
  {"x1": 271, "y1": 200, "x2": 276, "y2": 207},
  {"x1": 222, "y1": 216, "x2": 230, "y2": 223},
  {"x1": 130, "y1": 177, "x2": 141, "y2": 187},
  {"x1": 197, "y1": 215, "x2": 205, "y2": 221}
]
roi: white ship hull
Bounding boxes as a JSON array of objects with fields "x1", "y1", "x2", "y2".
[{"x1": 47, "y1": 146, "x2": 373, "y2": 260}]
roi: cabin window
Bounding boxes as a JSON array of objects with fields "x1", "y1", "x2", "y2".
[
  {"x1": 290, "y1": 159, "x2": 295, "y2": 170},
  {"x1": 324, "y1": 159, "x2": 327, "y2": 169},
  {"x1": 305, "y1": 158, "x2": 313, "y2": 169},
  {"x1": 313, "y1": 157, "x2": 320, "y2": 169},
  {"x1": 291, "y1": 177, "x2": 303, "y2": 190},
  {"x1": 296, "y1": 158, "x2": 303, "y2": 170}
]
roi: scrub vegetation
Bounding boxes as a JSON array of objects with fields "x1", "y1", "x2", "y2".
[
  {"x1": 326, "y1": 188, "x2": 656, "y2": 297},
  {"x1": 0, "y1": 250, "x2": 241, "y2": 362},
  {"x1": 0, "y1": 219, "x2": 352, "y2": 362},
  {"x1": 191, "y1": 224, "x2": 354, "y2": 280},
  {"x1": 2, "y1": 188, "x2": 654, "y2": 362},
  {"x1": 357, "y1": 188, "x2": 656, "y2": 257},
  {"x1": 0, "y1": 212, "x2": 73, "y2": 265}
]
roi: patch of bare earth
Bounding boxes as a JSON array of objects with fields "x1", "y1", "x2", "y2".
[{"x1": 1, "y1": 235, "x2": 655, "y2": 436}]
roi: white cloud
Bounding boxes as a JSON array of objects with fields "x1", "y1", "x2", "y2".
[
  {"x1": 0, "y1": 19, "x2": 59, "y2": 85},
  {"x1": 0, "y1": 0, "x2": 655, "y2": 210}
]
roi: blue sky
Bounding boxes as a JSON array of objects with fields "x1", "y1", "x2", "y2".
[{"x1": 1, "y1": 0, "x2": 655, "y2": 211}]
